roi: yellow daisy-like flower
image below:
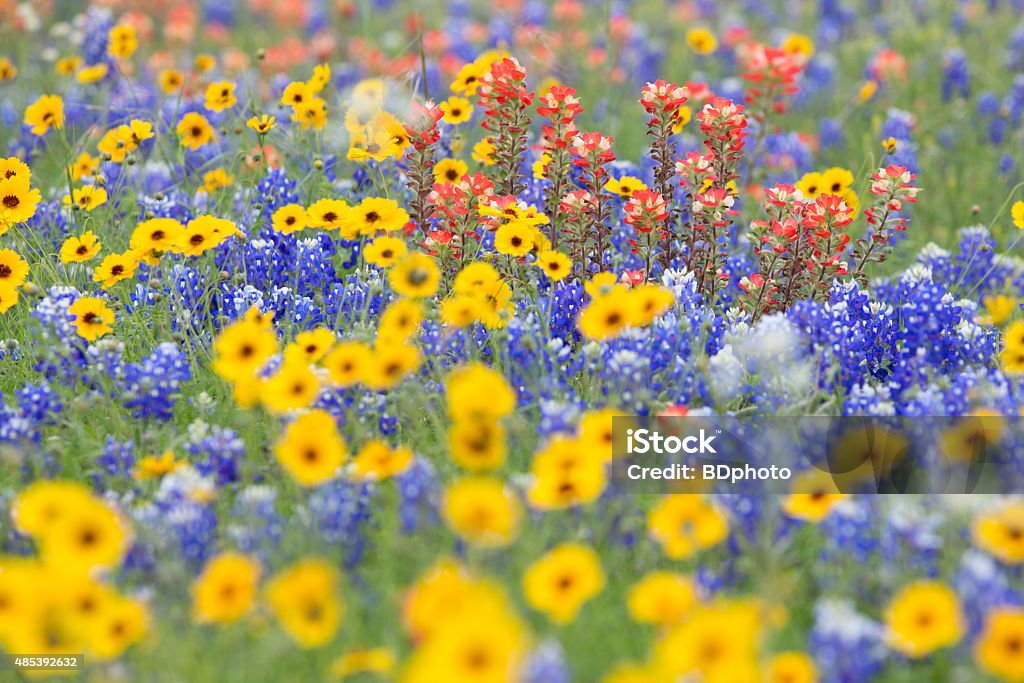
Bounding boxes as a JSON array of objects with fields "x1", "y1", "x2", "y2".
[
  {"x1": 64, "y1": 185, "x2": 108, "y2": 211},
  {"x1": 472, "y1": 137, "x2": 496, "y2": 165},
  {"x1": 440, "y1": 96, "x2": 473, "y2": 124},
  {"x1": 76, "y1": 63, "x2": 110, "y2": 84},
  {"x1": 0, "y1": 282, "x2": 19, "y2": 313},
  {"x1": 159, "y1": 68, "x2": 185, "y2": 94},
  {"x1": 195, "y1": 54, "x2": 216, "y2": 73},
  {"x1": 260, "y1": 360, "x2": 321, "y2": 414},
  {"x1": 307, "y1": 198, "x2": 350, "y2": 231},
  {"x1": 647, "y1": 494, "x2": 729, "y2": 559},
  {"x1": 275, "y1": 410, "x2": 346, "y2": 487},
  {"x1": 976, "y1": 607, "x2": 1024, "y2": 681},
  {"x1": 523, "y1": 543, "x2": 605, "y2": 624},
  {"x1": 451, "y1": 61, "x2": 486, "y2": 96},
  {"x1": 97, "y1": 126, "x2": 135, "y2": 163},
  {"x1": 979, "y1": 295, "x2": 1018, "y2": 326},
  {"x1": 781, "y1": 33, "x2": 815, "y2": 58},
  {"x1": 363, "y1": 235, "x2": 408, "y2": 268},
  {"x1": 766, "y1": 652, "x2": 819, "y2": 683},
  {"x1": 247, "y1": 114, "x2": 276, "y2": 134},
  {"x1": 130, "y1": 218, "x2": 184, "y2": 256},
  {"x1": 442, "y1": 476, "x2": 522, "y2": 548},
  {"x1": 323, "y1": 341, "x2": 372, "y2": 388},
  {"x1": 859, "y1": 80, "x2": 879, "y2": 102},
  {"x1": 0, "y1": 175, "x2": 41, "y2": 232},
  {"x1": 272, "y1": 204, "x2": 309, "y2": 235},
  {"x1": 440, "y1": 295, "x2": 485, "y2": 328},
  {"x1": 627, "y1": 571, "x2": 696, "y2": 625},
  {"x1": 1001, "y1": 320, "x2": 1024, "y2": 374},
  {"x1": 211, "y1": 318, "x2": 277, "y2": 382},
  {"x1": 68, "y1": 297, "x2": 115, "y2": 341},
  {"x1": 281, "y1": 81, "x2": 314, "y2": 109},
  {"x1": 449, "y1": 417, "x2": 506, "y2": 471},
  {"x1": 203, "y1": 168, "x2": 235, "y2": 193},
  {"x1": 191, "y1": 552, "x2": 261, "y2": 625},
  {"x1": 176, "y1": 112, "x2": 215, "y2": 150},
  {"x1": 671, "y1": 105, "x2": 693, "y2": 134},
  {"x1": 796, "y1": 171, "x2": 824, "y2": 198},
  {"x1": 132, "y1": 450, "x2": 184, "y2": 481},
  {"x1": 292, "y1": 97, "x2": 328, "y2": 131},
  {"x1": 69, "y1": 151, "x2": 99, "y2": 181},
  {"x1": 60, "y1": 231, "x2": 102, "y2": 264},
  {"x1": 0, "y1": 249, "x2": 29, "y2": 288},
  {"x1": 377, "y1": 298, "x2": 423, "y2": 345},
  {"x1": 1012, "y1": 200, "x2": 1024, "y2": 230},
  {"x1": 0, "y1": 56, "x2": 16, "y2": 81},
  {"x1": 264, "y1": 558, "x2": 343, "y2": 649},
  {"x1": 362, "y1": 343, "x2": 420, "y2": 390},
  {"x1": 55, "y1": 56, "x2": 81, "y2": 75},
  {"x1": 107, "y1": 24, "x2": 138, "y2": 60},
  {"x1": 0, "y1": 156, "x2": 31, "y2": 183},
  {"x1": 389, "y1": 252, "x2": 440, "y2": 299},
  {"x1": 342, "y1": 197, "x2": 410, "y2": 237},
  {"x1": 494, "y1": 221, "x2": 536, "y2": 257},
  {"x1": 39, "y1": 494, "x2": 130, "y2": 572},
  {"x1": 433, "y1": 158, "x2": 469, "y2": 184},
  {"x1": 578, "y1": 288, "x2": 636, "y2": 340},
  {"x1": 686, "y1": 28, "x2": 718, "y2": 54},
  {"x1": 536, "y1": 250, "x2": 572, "y2": 281},
  {"x1": 205, "y1": 81, "x2": 237, "y2": 112},
  {"x1": 885, "y1": 580, "x2": 964, "y2": 658},
  {"x1": 92, "y1": 251, "x2": 139, "y2": 289},
  {"x1": 23, "y1": 94, "x2": 64, "y2": 136},
  {"x1": 604, "y1": 176, "x2": 648, "y2": 198},
  {"x1": 285, "y1": 327, "x2": 336, "y2": 364},
  {"x1": 350, "y1": 440, "x2": 414, "y2": 481},
  {"x1": 307, "y1": 63, "x2": 331, "y2": 93},
  {"x1": 821, "y1": 167, "x2": 855, "y2": 195}
]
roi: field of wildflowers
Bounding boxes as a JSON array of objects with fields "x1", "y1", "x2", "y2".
[{"x1": 1, "y1": 0, "x2": 1024, "y2": 680}]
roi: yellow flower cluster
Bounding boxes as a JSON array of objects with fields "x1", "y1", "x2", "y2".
[
  {"x1": 0, "y1": 481, "x2": 145, "y2": 662},
  {"x1": 577, "y1": 272, "x2": 675, "y2": 340}
]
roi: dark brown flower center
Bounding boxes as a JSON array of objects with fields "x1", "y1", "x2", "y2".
[{"x1": 79, "y1": 528, "x2": 98, "y2": 547}]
